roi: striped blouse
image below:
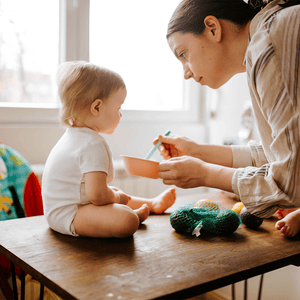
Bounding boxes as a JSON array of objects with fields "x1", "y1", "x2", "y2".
[{"x1": 231, "y1": 0, "x2": 300, "y2": 218}]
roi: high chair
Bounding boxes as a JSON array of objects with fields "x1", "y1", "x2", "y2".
[{"x1": 0, "y1": 144, "x2": 43, "y2": 300}]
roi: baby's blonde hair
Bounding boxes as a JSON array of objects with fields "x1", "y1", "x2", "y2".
[{"x1": 56, "y1": 61, "x2": 126, "y2": 127}]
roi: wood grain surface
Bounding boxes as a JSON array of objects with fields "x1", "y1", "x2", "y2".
[{"x1": 0, "y1": 192, "x2": 300, "y2": 300}]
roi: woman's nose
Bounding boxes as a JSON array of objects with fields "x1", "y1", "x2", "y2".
[{"x1": 184, "y1": 68, "x2": 192, "y2": 80}]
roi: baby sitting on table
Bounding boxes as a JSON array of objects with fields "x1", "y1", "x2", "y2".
[{"x1": 42, "y1": 61, "x2": 176, "y2": 238}]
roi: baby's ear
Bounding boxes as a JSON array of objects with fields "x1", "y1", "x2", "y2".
[{"x1": 91, "y1": 99, "x2": 103, "y2": 116}]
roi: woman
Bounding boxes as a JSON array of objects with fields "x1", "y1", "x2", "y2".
[{"x1": 155, "y1": 0, "x2": 300, "y2": 236}]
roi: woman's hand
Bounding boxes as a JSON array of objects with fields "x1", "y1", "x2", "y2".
[
  {"x1": 153, "y1": 135, "x2": 200, "y2": 160},
  {"x1": 154, "y1": 134, "x2": 234, "y2": 167},
  {"x1": 158, "y1": 155, "x2": 235, "y2": 191},
  {"x1": 158, "y1": 156, "x2": 207, "y2": 188}
]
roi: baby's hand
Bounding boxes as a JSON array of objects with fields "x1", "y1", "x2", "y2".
[
  {"x1": 115, "y1": 191, "x2": 131, "y2": 205},
  {"x1": 110, "y1": 186, "x2": 124, "y2": 193}
]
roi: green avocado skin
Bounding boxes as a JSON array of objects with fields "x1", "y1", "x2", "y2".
[{"x1": 240, "y1": 207, "x2": 263, "y2": 228}]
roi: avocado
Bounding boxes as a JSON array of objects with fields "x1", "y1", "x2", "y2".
[{"x1": 240, "y1": 207, "x2": 263, "y2": 228}]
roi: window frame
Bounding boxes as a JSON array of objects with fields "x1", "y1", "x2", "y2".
[{"x1": 0, "y1": 0, "x2": 204, "y2": 126}]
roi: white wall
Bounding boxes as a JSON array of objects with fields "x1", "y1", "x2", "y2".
[
  {"x1": 0, "y1": 120, "x2": 206, "y2": 165},
  {"x1": 207, "y1": 73, "x2": 253, "y2": 146},
  {"x1": 0, "y1": 116, "x2": 208, "y2": 199},
  {"x1": 0, "y1": 125, "x2": 65, "y2": 165},
  {"x1": 216, "y1": 265, "x2": 300, "y2": 300}
]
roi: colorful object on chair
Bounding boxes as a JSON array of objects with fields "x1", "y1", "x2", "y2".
[
  {"x1": 0, "y1": 144, "x2": 43, "y2": 273},
  {"x1": 240, "y1": 207, "x2": 263, "y2": 229},
  {"x1": 232, "y1": 202, "x2": 245, "y2": 215},
  {"x1": 0, "y1": 144, "x2": 43, "y2": 220},
  {"x1": 170, "y1": 200, "x2": 241, "y2": 237}
]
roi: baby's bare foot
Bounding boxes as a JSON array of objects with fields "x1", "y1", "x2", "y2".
[
  {"x1": 151, "y1": 188, "x2": 176, "y2": 214},
  {"x1": 135, "y1": 204, "x2": 150, "y2": 223},
  {"x1": 275, "y1": 209, "x2": 300, "y2": 237},
  {"x1": 277, "y1": 208, "x2": 298, "y2": 220}
]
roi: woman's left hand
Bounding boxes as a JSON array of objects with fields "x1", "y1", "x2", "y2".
[
  {"x1": 158, "y1": 156, "x2": 207, "y2": 189},
  {"x1": 158, "y1": 155, "x2": 235, "y2": 192}
]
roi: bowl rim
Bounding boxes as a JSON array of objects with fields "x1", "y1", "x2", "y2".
[{"x1": 120, "y1": 155, "x2": 160, "y2": 164}]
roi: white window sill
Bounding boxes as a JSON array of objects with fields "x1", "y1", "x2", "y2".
[
  {"x1": 0, "y1": 106, "x2": 60, "y2": 126},
  {"x1": 0, "y1": 79, "x2": 205, "y2": 126}
]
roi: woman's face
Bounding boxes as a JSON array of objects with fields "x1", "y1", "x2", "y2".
[{"x1": 167, "y1": 30, "x2": 234, "y2": 89}]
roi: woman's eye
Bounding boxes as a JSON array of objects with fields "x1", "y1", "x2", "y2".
[{"x1": 179, "y1": 52, "x2": 185, "y2": 59}]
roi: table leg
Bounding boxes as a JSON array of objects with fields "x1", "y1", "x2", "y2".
[
  {"x1": 231, "y1": 283, "x2": 235, "y2": 300},
  {"x1": 292, "y1": 254, "x2": 300, "y2": 266},
  {"x1": 39, "y1": 283, "x2": 44, "y2": 300},
  {"x1": 20, "y1": 270, "x2": 25, "y2": 300},
  {"x1": 10, "y1": 262, "x2": 18, "y2": 300},
  {"x1": 232, "y1": 274, "x2": 264, "y2": 300},
  {"x1": 244, "y1": 279, "x2": 247, "y2": 300},
  {"x1": 0, "y1": 266, "x2": 14, "y2": 300},
  {"x1": 257, "y1": 274, "x2": 264, "y2": 300}
]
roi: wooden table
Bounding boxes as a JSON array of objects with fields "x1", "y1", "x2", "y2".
[{"x1": 1, "y1": 192, "x2": 300, "y2": 300}]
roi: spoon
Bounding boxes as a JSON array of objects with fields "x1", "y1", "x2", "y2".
[{"x1": 145, "y1": 130, "x2": 171, "y2": 160}]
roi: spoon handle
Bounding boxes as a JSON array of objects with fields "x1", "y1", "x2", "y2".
[{"x1": 145, "y1": 130, "x2": 171, "y2": 160}]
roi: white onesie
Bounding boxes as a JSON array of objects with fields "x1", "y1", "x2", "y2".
[{"x1": 42, "y1": 127, "x2": 114, "y2": 236}]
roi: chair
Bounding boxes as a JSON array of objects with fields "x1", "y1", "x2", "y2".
[{"x1": 0, "y1": 144, "x2": 43, "y2": 299}]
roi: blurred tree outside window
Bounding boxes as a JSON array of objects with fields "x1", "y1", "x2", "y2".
[{"x1": 0, "y1": 0, "x2": 59, "y2": 106}]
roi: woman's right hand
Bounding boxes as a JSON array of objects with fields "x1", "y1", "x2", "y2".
[
  {"x1": 153, "y1": 135, "x2": 199, "y2": 160},
  {"x1": 153, "y1": 135, "x2": 234, "y2": 168}
]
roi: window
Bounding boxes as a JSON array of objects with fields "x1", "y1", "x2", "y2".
[
  {"x1": 90, "y1": 0, "x2": 182, "y2": 111},
  {"x1": 0, "y1": 0, "x2": 202, "y2": 125},
  {"x1": 90, "y1": 0, "x2": 202, "y2": 122},
  {"x1": 0, "y1": 0, "x2": 59, "y2": 106}
]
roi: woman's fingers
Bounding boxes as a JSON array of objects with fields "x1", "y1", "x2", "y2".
[
  {"x1": 158, "y1": 157, "x2": 183, "y2": 176},
  {"x1": 153, "y1": 135, "x2": 180, "y2": 148},
  {"x1": 161, "y1": 179, "x2": 177, "y2": 186},
  {"x1": 157, "y1": 156, "x2": 206, "y2": 189},
  {"x1": 157, "y1": 160, "x2": 171, "y2": 172},
  {"x1": 154, "y1": 134, "x2": 172, "y2": 143},
  {"x1": 158, "y1": 145, "x2": 171, "y2": 158}
]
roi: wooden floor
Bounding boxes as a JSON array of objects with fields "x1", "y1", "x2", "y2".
[
  {"x1": 0, "y1": 279, "x2": 227, "y2": 300},
  {"x1": 189, "y1": 291, "x2": 228, "y2": 300},
  {"x1": 0, "y1": 272, "x2": 228, "y2": 300}
]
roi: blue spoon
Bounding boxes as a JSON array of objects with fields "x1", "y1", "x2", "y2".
[{"x1": 145, "y1": 130, "x2": 171, "y2": 160}]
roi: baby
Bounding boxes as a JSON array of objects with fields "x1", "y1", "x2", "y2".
[
  {"x1": 276, "y1": 209, "x2": 300, "y2": 237},
  {"x1": 42, "y1": 61, "x2": 176, "y2": 238}
]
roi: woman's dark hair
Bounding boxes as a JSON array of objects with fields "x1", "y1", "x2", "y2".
[
  {"x1": 167, "y1": 0, "x2": 300, "y2": 38},
  {"x1": 249, "y1": 0, "x2": 300, "y2": 11}
]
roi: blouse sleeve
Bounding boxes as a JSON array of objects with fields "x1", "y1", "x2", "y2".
[
  {"x1": 232, "y1": 5, "x2": 300, "y2": 218},
  {"x1": 231, "y1": 140, "x2": 268, "y2": 168}
]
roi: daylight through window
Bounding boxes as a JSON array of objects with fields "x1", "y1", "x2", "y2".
[
  {"x1": 0, "y1": 0, "x2": 59, "y2": 105},
  {"x1": 90, "y1": 0, "x2": 184, "y2": 111}
]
